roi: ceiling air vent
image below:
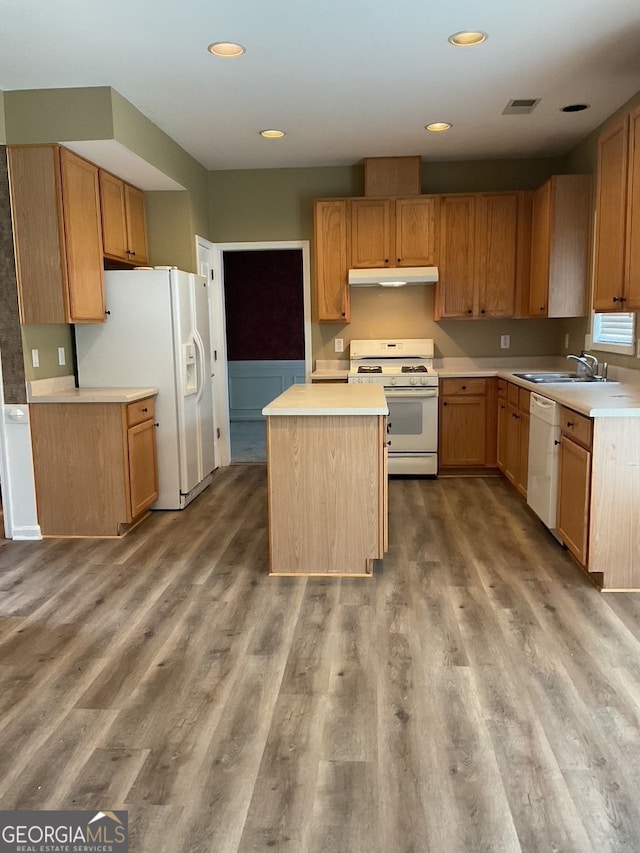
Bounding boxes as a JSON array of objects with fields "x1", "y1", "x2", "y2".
[{"x1": 502, "y1": 98, "x2": 540, "y2": 115}]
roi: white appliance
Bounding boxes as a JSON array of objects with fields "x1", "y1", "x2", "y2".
[
  {"x1": 527, "y1": 392, "x2": 561, "y2": 532},
  {"x1": 348, "y1": 339, "x2": 439, "y2": 475},
  {"x1": 76, "y1": 268, "x2": 216, "y2": 510}
]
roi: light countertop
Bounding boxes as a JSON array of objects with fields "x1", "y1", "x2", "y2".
[
  {"x1": 263, "y1": 383, "x2": 388, "y2": 416},
  {"x1": 28, "y1": 377, "x2": 158, "y2": 404},
  {"x1": 498, "y1": 371, "x2": 640, "y2": 418}
]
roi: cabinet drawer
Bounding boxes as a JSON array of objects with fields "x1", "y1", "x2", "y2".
[
  {"x1": 441, "y1": 377, "x2": 487, "y2": 396},
  {"x1": 497, "y1": 378, "x2": 507, "y2": 397},
  {"x1": 519, "y1": 388, "x2": 531, "y2": 413},
  {"x1": 127, "y1": 397, "x2": 155, "y2": 427},
  {"x1": 507, "y1": 382, "x2": 520, "y2": 407},
  {"x1": 560, "y1": 407, "x2": 592, "y2": 449}
]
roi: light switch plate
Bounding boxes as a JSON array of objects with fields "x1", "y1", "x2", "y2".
[
  {"x1": 500, "y1": 335, "x2": 510, "y2": 350},
  {"x1": 58, "y1": 347, "x2": 66, "y2": 366},
  {"x1": 31, "y1": 348, "x2": 39, "y2": 368},
  {"x1": 334, "y1": 338, "x2": 344, "y2": 353}
]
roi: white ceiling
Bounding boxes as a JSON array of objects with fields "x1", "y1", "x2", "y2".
[{"x1": 2, "y1": 0, "x2": 640, "y2": 172}]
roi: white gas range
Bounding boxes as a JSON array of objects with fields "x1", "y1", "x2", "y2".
[{"x1": 348, "y1": 339, "x2": 439, "y2": 475}]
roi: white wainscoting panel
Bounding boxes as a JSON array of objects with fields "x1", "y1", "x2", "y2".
[{"x1": 229, "y1": 360, "x2": 306, "y2": 421}]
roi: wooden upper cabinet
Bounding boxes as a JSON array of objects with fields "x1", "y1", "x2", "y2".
[
  {"x1": 476, "y1": 192, "x2": 518, "y2": 318},
  {"x1": 124, "y1": 184, "x2": 149, "y2": 264},
  {"x1": 350, "y1": 198, "x2": 393, "y2": 267},
  {"x1": 529, "y1": 175, "x2": 591, "y2": 317},
  {"x1": 314, "y1": 199, "x2": 350, "y2": 322},
  {"x1": 593, "y1": 115, "x2": 631, "y2": 311},
  {"x1": 99, "y1": 170, "x2": 148, "y2": 265},
  {"x1": 436, "y1": 191, "x2": 524, "y2": 320},
  {"x1": 436, "y1": 194, "x2": 476, "y2": 318},
  {"x1": 625, "y1": 105, "x2": 640, "y2": 310},
  {"x1": 394, "y1": 196, "x2": 438, "y2": 266},
  {"x1": 8, "y1": 145, "x2": 105, "y2": 324}
]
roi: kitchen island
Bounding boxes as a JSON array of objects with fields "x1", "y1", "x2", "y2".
[{"x1": 262, "y1": 383, "x2": 388, "y2": 576}]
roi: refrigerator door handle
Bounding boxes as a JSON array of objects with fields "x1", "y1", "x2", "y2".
[{"x1": 192, "y1": 329, "x2": 206, "y2": 403}]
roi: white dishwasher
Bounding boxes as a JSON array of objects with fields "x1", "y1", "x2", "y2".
[{"x1": 527, "y1": 392, "x2": 561, "y2": 532}]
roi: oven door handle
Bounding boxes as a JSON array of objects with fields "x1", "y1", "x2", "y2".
[{"x1": 384, "y1": 389, "x2": 439, "y2": 398}]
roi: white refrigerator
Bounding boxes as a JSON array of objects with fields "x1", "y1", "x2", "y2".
[{"x1": 75, "y1": 268, "x2": 216, "y2": 510}]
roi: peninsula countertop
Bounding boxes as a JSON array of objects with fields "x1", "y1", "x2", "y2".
[
  {"x1": 262, "y1": 383, "x2": 388, "y2": 416},
  {"x1": 28, "y1": 377, "x2": 158, "y2": 404}
]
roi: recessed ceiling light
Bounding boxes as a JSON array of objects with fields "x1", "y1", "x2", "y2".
[
  {"x1": 425, "y1": 122, "x2": 452, "y2": 132},
  {"x1": 260, "y1": 129, "x2": 286, "y2": 139},
  {"x1": 207, "y1": 42, "x2": 245, "y2": 57},
  {"x1": 561, "y1": 103, "x2": 590, "y2": 113},
  {"x1": 448, "y1": 31, "x2": 488, "y2": 47}
]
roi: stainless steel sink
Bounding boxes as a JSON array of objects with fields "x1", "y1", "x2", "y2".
[{"x1": 513, "y1": 372, "x2": 615, "y2": 384}]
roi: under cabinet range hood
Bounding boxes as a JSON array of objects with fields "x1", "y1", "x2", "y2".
[{"x1": 348, "y1": 266, "x2": 439, "y2": 287}]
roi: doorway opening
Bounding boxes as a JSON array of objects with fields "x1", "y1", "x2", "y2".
[{"x1": 195, "y1": 238, "x2": 312, "y2": 468}]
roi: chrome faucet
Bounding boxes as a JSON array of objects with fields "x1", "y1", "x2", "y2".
[{"x1": 566, "y1": 351, "x2": 598, "y2": 377}]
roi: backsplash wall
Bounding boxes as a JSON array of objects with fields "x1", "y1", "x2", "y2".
[{"x1": 312, "y1": 286, "x2": 567, "y2": 362}]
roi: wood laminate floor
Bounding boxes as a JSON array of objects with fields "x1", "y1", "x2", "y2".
[{"x1": 2, "y1": 466, "x2": 640, "y2": 852}]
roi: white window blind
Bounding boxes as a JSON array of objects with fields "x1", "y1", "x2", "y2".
[{"x1": 592, "y1": 312, "x2": 635, "y2": 346}]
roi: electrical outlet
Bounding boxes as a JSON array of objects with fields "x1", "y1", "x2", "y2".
[
  {"x1": 31, "y1": 348, "x2": 39, "y2": 368},
  {"x1": 334, "y1": 338, "x2": 344, "y2": 353},
  {"x1": 58, "y1": 347, "x2": 66, "y2": 366},
  {"x1": 564, "y1": 333, "x2": 570, "y2": 349},
  {"x1": 500, "y1": 335, "x2": 510, "y2": 350}
]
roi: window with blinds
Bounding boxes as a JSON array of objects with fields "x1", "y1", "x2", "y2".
[{"x1": 592, "y1": 312, "x2": 635, "y2": 348}]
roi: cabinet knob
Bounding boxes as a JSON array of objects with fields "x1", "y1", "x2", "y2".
[
  {"x1": 613, "y1": 296, "x2": 622, "y2": 302},
  {"x1": 384, "y1": 258, "x2": 389, "y2": 264},
  {"x1": 539, "y1": 306, "x2": 545, "y2": 312},
  {"x1": 554, "y1": 439, "x2": 561, "y2": 445},
  {"x1": 141, "y1": 407, "x2": 148, "y2": 413},
  {"x1": 443, "y1": 402, "x2": 448, "y2": 407},
  {"x1": 567, "y1": 421, "x2": 574, "y2": 427},
  {"x1": 397, "y1": 258, "x2": 401, "y2": 263},
  {"x1": 467, "y1": 309, "x2": 473, "y2": 314},
  {"x1": 105, "y1": 309, "x2": 111, "y2": 316},
  {"x1": 155, "y1": 422, "x2": 159, "y2": 427},
  {"x1": 461, "y1": 385, "x2": 466, "y2": 390},
  {"x1": 480, "y1": 309, "x2": 485, "y2": 314}
]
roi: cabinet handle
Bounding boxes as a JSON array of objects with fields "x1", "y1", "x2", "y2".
[
  {"x1": 443, "y1": 401, "x2": 448, "y2": 406},
  {"x1": 539, "y1": 306, "x2": 545, "y2": 312},
  {"x1": 397, "y1": 258, "x2": 401, "y2": 263},
  {"x1": 613, "y1": 296, "x2": 622, "y2": 302},
  {"x1": 105, "y1": 310, "x2": 111, "y2": 316},
  {"x1": 141, "y1": 407, "x2": 148, "y2": 413},
  {"x1": 461, "y1": 385, "x2": 466, "y2": 390},
  {"x1": 155, "y1": 422, "x2": 159, "y2": 427},
  {"x1": 566, "y1": 421, "x2": 574, "y2": 427},
  {"x1": 130, "y1": 251, "x2": 136, "y2": 257},
  {"x1": 384, "y1": 258, "x2": 389, "y2": 264},
  {"x1": 480, "y1": 309, "x2": 485, "y2": 314},
  {"x1": 386, "y1": 422, "x2": 392, "y2": 433},
  {"x1": 467, "y1": 309, "x2": 473, "y2": 314},
  {"x1": 554, "y1": 439, "x2": 561, "y2": 445}
]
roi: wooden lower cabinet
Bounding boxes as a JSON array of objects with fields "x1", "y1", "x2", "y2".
[
  {"x1": 30, "y1": 396, "x2": 158, "y2": 536},
  {"x1": 266, "y1": 414, "x2": 387, "y2": 575},
  {"x1": 557, "y1": 434, "x2": 591, "y2": 567},
  {"x1": 497, "y1": 380, "x2": 530, "y2": 496},
  {"x1": 439, "y1": 377, "x2": 497, "y2": 468}
]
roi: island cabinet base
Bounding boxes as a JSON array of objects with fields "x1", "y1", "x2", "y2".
[{"x1": 266, "y1": 414, "x2": 387, "y2": 575}]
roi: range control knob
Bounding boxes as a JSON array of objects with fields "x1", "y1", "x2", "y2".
[
  {"x1": 389, "y1": 377, "x2": 397, "y2": 386},
  {"x1": 420, "y1": 377, "x2": 428, "y2": 385},
  {"x1": 409, "y1": 377, "x2": 417, "y2": 385}
]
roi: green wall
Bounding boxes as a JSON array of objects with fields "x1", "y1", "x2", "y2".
[
  {"x1": 21, "y1": 325, "x2": 75, "y2": 382},
  {"x1": 209, "y1": 157, "x2": 568, "y2": 361}
]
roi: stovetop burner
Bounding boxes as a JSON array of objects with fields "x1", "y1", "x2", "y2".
[
  {"x1": 358, "y1": 365, "x2": 383, "y2": 374},
  {"x1": 401, "y1": 365, "x2": 428, "y2": 373}
]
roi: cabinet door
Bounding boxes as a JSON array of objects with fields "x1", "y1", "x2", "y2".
[
  {"x1": 128, "y1": 419, "x2": 158, "y2": 518},
  {"x1": 557, "y1": 436, "x2": 591, "y2": 566},
  {"x1": 477, "y1": 193, "x2": 517, "y2": 317},
  {"x1": 350, "y1": 198, "x2": 393, "y2": 268},
  {"x1": 7, "y1": 145, "x2": 68, "y2": 324},
  {"x1": 125, "y1": 184, "x2": 149, "y2": 265},
  {"x1": 516, "y1": 411, "x2": 530, "y2": 498},
  {"x1": 440, "y1": 395, "x2": 487, "y2": 466},
  {"x1": 625, "y1": 104, "x2": 640, "y2": 310},
  {"x1": 394, "y1": 196, "x2": 438, "y2": 266},
  {"x1": 59, "y1": 148, "x2": 105, "y2": 322},
  {"x1": 497, "y1": 397, "x2": 508, "y2": 473},
  {"x1": 593, "y1": 116, "x2": 629, "y2": 311},
  {"x1": 314, "y1": 200, "x2": 350, "y2": 322},
  {"x1": 436, "y1": 195, "x2": 475, "y2": 318},
  {"x1": 99, "y1": 170, "x2": 128, "y2": 261},
  {"x1": 529, "y1": 180, "x2": 552, "y2": 316},
  {"x1": 504, "y1": 404, "x2": 520, "y2": 485}
]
